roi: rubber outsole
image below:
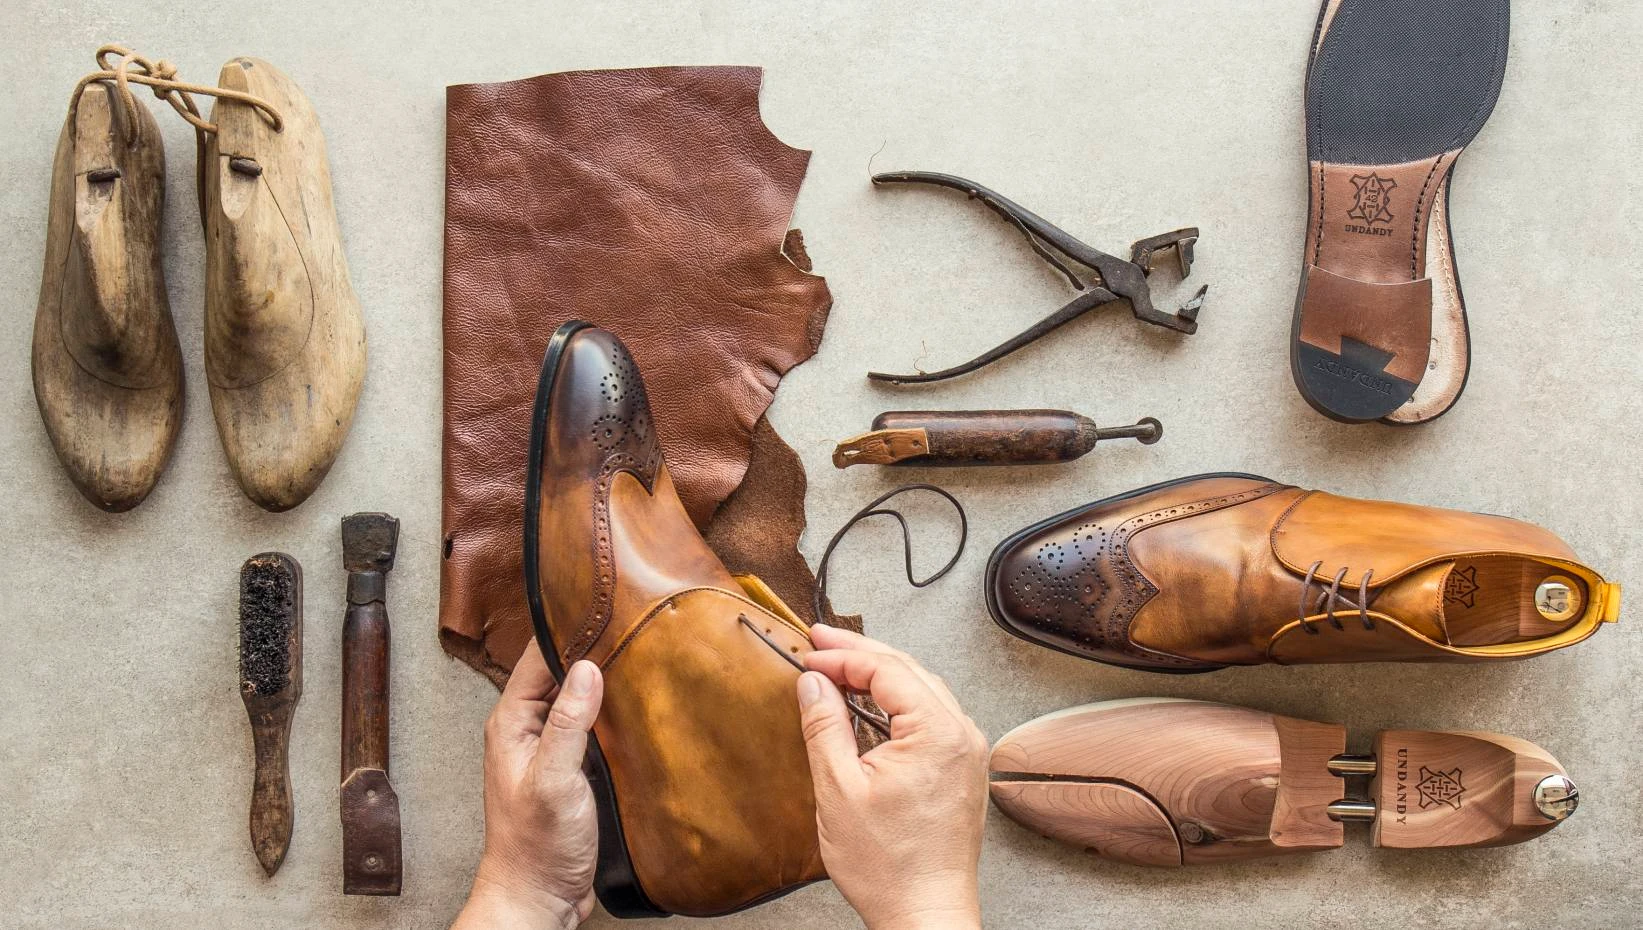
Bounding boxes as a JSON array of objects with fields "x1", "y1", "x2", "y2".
[{"x1": 1293, "y1": 0, "x2": 1509, "y2": 424}]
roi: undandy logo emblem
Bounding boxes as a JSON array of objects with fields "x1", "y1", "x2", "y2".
[
  {"x1": 1348, "y1": 172, "x2": 1397, "y2": 226},
  {"x1": 1443, "y1": 565, "x2": 1479, "y2": 608},
  {"x1": 1417, "y1": 766, "x2": 1465, "y2": 810}
]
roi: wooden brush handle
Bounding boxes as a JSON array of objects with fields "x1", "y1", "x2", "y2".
[{"x1": 245, "y1": 700, "x2": 296, "y2": 876}]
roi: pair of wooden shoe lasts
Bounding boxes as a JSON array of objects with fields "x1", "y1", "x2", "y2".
[{"x1": 32, "y1": 46, "x2": 364, "y2": 512}]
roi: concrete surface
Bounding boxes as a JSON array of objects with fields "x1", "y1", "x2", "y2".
[{"x1": 3, "y1": 1, "x2": 1639, "y2": 928}]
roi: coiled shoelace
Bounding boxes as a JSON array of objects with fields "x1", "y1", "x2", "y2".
[{"x1": 1298, "y1": 561, "x2": 1375, "y2": 634}]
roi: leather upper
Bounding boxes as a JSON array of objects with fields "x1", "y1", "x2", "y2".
[
  {"x1": 988, "y1": 475, "x2": 1618, "y2": 670},
  {"x1": 531, "y1": 326, "x2": 823, "y2": 916}
]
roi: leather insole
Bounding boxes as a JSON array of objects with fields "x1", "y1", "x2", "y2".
[
  {"x1": 1292, "y1": 0, "x2": 1509, "y2": 423},
  {"x1": 1443, "y1": 557, "x2": 1586, "y2": 647}
]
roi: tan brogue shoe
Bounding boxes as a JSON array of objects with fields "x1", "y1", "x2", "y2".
[
  {"x1": 32, "y1": 56, "x2": 183, "y2": 511},
  {"x1": 524, "y1": 322, "x2": 823, "y2": 918},
  {"x1": 986, "y1": 474, "x2": 1620, "y2": 671},
  {"x1": 203, "y1": 57, "x2": 364, "y2": 512},
  {"x1": 990, "y1": 699, "x2": 1579, "y2": 866}
]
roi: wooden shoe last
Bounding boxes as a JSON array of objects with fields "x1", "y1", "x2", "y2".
[
  {"x1": 203, "y1": 57, "x2": 364, "y2": 511},
  {"x1": 32, "y1": 72, "x2": 183, "y2": 512}
]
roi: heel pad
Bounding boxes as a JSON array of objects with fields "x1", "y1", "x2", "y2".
[{"x1": 1294, "y1": 264, "x2": 1432, "y2": 420}]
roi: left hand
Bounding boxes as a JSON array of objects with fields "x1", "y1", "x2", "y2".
[{"x1": 453, "y1": 643, "x2": 603, "y2": 930}]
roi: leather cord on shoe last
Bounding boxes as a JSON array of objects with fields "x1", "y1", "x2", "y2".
[{"x1": 68, "y1": 44, "x2": 283, "y2": 144}]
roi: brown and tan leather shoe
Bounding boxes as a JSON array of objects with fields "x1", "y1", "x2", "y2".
[
  {"x1": 990, "y1": 699, "x2": 1580, "y2": 867},
  {"x1": 524, "y1": 322, "x2": 823, "y2": 918},
  {"x1": 986, "y1": 474, "x2": 1620, "y2": 672}
]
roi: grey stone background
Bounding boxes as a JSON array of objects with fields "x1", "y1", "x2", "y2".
[{"x1": 3, "y1": 1, "x2": 1638, "y2": 927}]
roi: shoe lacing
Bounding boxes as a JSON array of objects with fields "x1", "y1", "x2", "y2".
[
  {"x1": 1298, "y1": 561, "x2": 1375, "y2": 634},
  {"x1": 69, "y1": 44, "x2": 284, "y2": 146}
]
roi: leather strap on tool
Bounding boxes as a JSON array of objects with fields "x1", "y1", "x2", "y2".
[
  {"x1": 831, "y1": 427, "x2": 931, "y2": 467},
  {"x1": 340, "y1": 768, "x2": 402, "y2": 895}
]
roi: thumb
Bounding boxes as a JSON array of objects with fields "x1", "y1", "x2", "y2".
[
  {"x1": 535, "y1": 660, "x2": 603, "y2": 776},
  {"x1": 797, "y1": 671, "x2": 866, "y2": 797}
]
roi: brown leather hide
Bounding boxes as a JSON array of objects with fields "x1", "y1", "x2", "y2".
[{"x1": 441, "y1": 66, "x2": 833, "y2": 683}]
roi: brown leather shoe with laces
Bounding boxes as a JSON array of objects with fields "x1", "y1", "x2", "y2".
[{"x1": 985, "y1": 474, "x2": 1620, "y2": 672}]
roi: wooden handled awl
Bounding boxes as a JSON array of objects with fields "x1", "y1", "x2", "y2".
[
  {"x1": 340, "y1": 513, "x2": 402, "y2": 895},
  {"x1": 832, "y1": 409, "x2": 1161, "y2": 468},
  {"x1": 239, "y1": 552, "x2": 303, "y2": 876}
]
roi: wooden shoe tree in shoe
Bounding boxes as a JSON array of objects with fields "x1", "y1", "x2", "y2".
[
  {"x1": 32, "y1": 75, "x2": 183, "y2": 511},
  {"x1": 989, "y1": 700, "x2": 1576, "y2": 866},
  {"x1": 1441, "y1": 557, "x2": 1593, "y2": 647},
  {"x1": 203, "y1": 57, "x2": 365, "y2": 511},
  {"x1": 1292, "y1": 0, "x2": 1508, "y2": 423}
]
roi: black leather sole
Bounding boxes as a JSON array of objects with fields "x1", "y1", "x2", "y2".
[
  {"x1": 1292, "y1": 0, "x2": 1508, "y2": 424},
  {"x1": 983, "y1": 473, "x2": 1275, "y2": 674},
  {"x1": 523, "y1": 319, "x2": 668, "y2": 920}
]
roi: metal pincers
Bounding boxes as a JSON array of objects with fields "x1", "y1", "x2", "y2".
[{"x1": 868, "y1": 171, "x2": 1207, "y2": 385}]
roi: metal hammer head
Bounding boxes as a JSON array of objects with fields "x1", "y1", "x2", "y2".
[{"x1": 342, "y1": 513, "x2": 399, "y2": 574}]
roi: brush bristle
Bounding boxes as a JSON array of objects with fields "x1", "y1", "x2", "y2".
[{"x1": 239, "y1": 555, "x2": 296, "y2": 695}]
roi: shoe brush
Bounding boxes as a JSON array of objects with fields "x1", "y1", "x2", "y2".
[{"x1": 239, "y1": 552, "x2": 303, "y2": 876}]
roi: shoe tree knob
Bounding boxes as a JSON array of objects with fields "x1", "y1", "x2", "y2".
[{"x1": 1533, "y1": 774, "x2": 1579, "y2": 822}]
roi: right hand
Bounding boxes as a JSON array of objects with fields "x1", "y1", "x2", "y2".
[{"x1": 796, "y1": 624, "x2": 989, "y2": 930}]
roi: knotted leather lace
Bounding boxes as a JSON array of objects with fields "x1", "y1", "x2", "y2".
[
  {"x1": 69, "y1": 44, "x2": 283, "y2": 145},
  {"x1": 1298, "y1": 561, "x2": 1375, "y2": 634}
]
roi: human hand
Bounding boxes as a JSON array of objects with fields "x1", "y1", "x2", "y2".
[
  {"x1": 797, "y1": 624, "x2": 989, "y2": 930},
  {"x1": 453, "y1": 644, "x2": 603, "y2": 930}
]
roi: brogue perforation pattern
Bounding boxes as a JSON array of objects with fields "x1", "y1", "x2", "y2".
[
  {"x1": 562, "y1": 342, "x2": 665, "y2": 665},
  {"x1": 1007, "y1": 485, "x2": 1281, "y2": 666}
]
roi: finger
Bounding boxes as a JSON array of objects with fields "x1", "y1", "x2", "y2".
[
  {"x1": 809, "y1": 625, "x2": 964, "y2": 719},
  {"x1": 488, "y1": 641, "x2": 557, "y2": 745},
  {"x1": 796, "y1": 671, "x2": 867, "y2": 797},
  {"x1": 535, "y1": 660, "x2": 604, "y2": 776},
  {"x1": 802, "y1": 649, "x2": 941, "y2": 720},
  {"x1": 808, "y1": 622, "x2": 870, "y2": 652}
]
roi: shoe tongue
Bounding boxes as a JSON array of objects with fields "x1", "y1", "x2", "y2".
[{"x1": 1369, "y1": 562, "x2": 1454, "y2": 642}]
